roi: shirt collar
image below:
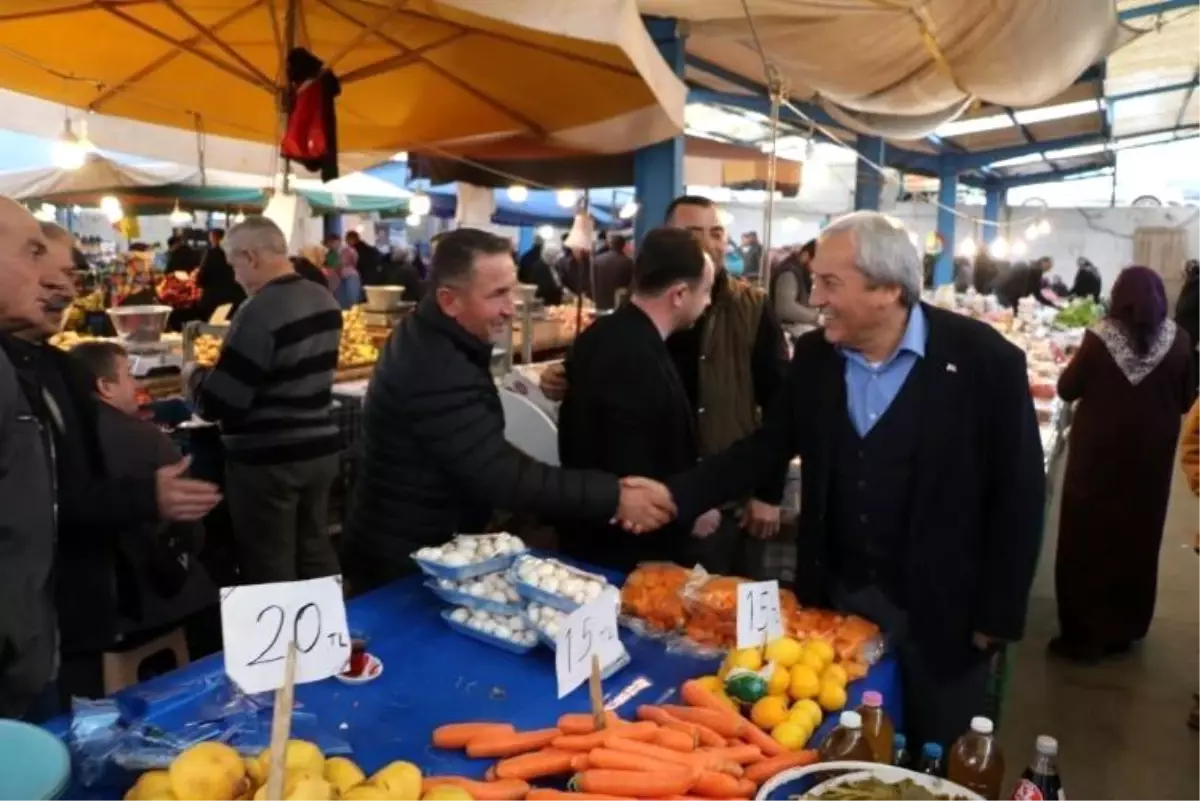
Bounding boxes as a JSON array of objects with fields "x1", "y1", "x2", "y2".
[{"x1": 840, "y1": 303, "x2": 927, "y2": 366}]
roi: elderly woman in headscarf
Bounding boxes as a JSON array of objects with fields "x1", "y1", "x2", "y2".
[{"x1": 1051, "y1": 266, "x2": 1194, "y2": 663}]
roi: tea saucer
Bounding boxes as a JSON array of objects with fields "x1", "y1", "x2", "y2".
[{"x1": 335, "y1": 653, "x2": 384, "y2": 685}]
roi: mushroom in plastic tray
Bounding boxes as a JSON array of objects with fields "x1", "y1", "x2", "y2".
[
  {"x1": 411, "y1": 532, "x2": 526, "y2": 581},
  {"x1": 508, "y1": 554, "x2": 608, "y2": 612},
  {"x1": 426, "y1": 572, "x2": 523, "y2": 615},
  {"x1": 442, "y1": 606, "x2": 537, "y2": 653}
]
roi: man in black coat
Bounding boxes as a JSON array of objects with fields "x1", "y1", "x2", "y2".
[
  {"x1": 340, "y1": 228, "x2": 676, "y2": 591},
  {"x1": 558, "y1": 228, "x2": 717, "y2": 572},
  {"x1": 658, "y1": 211, "x2": 1045, "y2": 748}
]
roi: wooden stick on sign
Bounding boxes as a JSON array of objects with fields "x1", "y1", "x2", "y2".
[
  {"x1": 264, "y1": 641, "x2": 299, "y2": 801},
  {"x1": 589, "y1": 654, "x2": 605, "y2": 731}
]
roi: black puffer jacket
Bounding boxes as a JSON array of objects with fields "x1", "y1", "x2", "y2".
[{"x1": 341, "y1": 300, "x2": 620, "y2": 589}]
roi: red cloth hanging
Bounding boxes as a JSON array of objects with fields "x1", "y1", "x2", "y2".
[{"x1": 281, "y1": 80, "x2": 328, "y2": 162}]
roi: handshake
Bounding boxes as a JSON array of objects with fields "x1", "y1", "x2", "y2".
[{"x1": 612, "y1": 476, "x2": 677, "y2": 533}]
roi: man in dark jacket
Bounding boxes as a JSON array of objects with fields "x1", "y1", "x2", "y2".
[
  {"x1": 1069, "y1": 257, "x2": 1102, "y2": 300},
  {"x1": 346, "y1": 230, "x2": 384, "y2": 286},
  {"x1": 994, "y1": 256, "x2": 1058, "y2": 309},
  {"x1": 558, "y1": 228, "x2": 716, "y2": 571},
  {"x1": 659, "y1": 211, "x2": 1045, "y2": 748},
  {"x1": 589, "y1": 234, "x2": 634, "y2": 310},
  {"x1": 340, "y1": 228, "x2": 675, "y2": 591}
]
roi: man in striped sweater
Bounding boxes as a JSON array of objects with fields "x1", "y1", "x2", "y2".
[{"x1": 186, "y1": 217, "x2": 343, "y2": 584}]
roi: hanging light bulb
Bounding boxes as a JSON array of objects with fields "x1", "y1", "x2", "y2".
[
  {"x1": 804, "y1": 137, "x2": 817, "y2": 162},
  {"x1": 408, "y1": 192, "x2": 432, "y2": 217},
  {"x1": 506, "y1": 185, "x2": 529, "y2": 203},
  {"x1": 33, "y1": 204, "x2": 56, "y2": 223},
  {"x1": 232, "y1": 210, "x2": 246, "y2": 224},
  {"x1": 619, "y1": 200, "x2": 639, "y2": 220},
  {"x1": 958, "y1": 237, "x2": 977, "y2": 258},
  {"x1": 1025, "y1": 223, "x2": 1040, "y2": 241},
  {"x1": 556, "y1": 189, "x2": 578, "y2": 208},
  {"x1": 405, "y1": 213, "x2": 422, "y2": 227},
  {"x1": 1011, "y1": 238, "x2": 1028, "y2": 257},
  {"x1": 51, "y1": 119, "x2": 86, "y2": 171},
  {"x1": 537, "y1": 224, "x2": 556, "y2": 241},
  {"x1": 1037, "y1": 218, "x2": 1051, "y2": 236},
  {"x1": 76, "y1": 118, "x2": 97, "y2": 155},
  {"x1": 168, "y1": 202, "x2": 192, "y2": 225},
  {"x1": 101, "y1": 196, "x2": 123, "y2": 223},
  {"x1": 988, "y1": 236, "x2": 1009, "y2": 259}
]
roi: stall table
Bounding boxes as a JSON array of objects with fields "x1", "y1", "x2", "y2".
[{"x1": 45, "y1": 571, "x2": 900, "y2": 799}]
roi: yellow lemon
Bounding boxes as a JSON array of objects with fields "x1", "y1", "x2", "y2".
[
  {"x1": 341, "y1": 786, "x2": 390, "y2": 800},
  {"x1": 766, "y1": 664, "x2": 791, "y2": 696},
  {"x1": 770, "y1": 720, "x2": 811, "y2": 751},
  {"x1": 257, "y1": 740, "x2": 325, "y2": 778},
  {"x1": 821, "y1": 663, "x2": 848, "y2": 688},
  {"x1": 804, "y1": 639, "x2": 836, "y2": 667},
  {"x1": 422, "y1": 787, "x2": 475, "y2": 801},
  {"x1": 788, "y1": 665, "x2": 821, "y2": 701},
  {"x1": 817, "y1": 680, "x2": 848, "y2": 712},
  {"x1": 169, "y1": 741, "x2": 247, "y2": 801},
  {"x1": 695, "y1": 674, "x2": 725, "y2": 695},
  {"x1": 749, "y1": 695, "x2": 790, "y2": 730},
  {"x1": 324, "y1": 757, "x2": 366, "y2": 795},
  {"x1": 729, "y1": 648, "x2": 763, "y2": 672},
  {"x1": 370, "y1": 761, "x2": 422, "y2": 800},
  {"x1": 125, "y1": 770, "x2": 176, "y2": 801},
  {"x1": 789, "y1": 698, "x2": 824, "y2": 730},
  {"x1": 764, "y1": 637, "x2": 803, "y2": 669},
  {"x1": 797, "y1": 649, "x2": 826, "y2": 674}
]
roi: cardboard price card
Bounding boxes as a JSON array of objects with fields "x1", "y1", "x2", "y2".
[
  {"x1": 736, "y1": 580, "x2": 784, "y2": 650},
  {"x1": 221, "y1": 576, "x2": 351, "y2": 695},
  {"x1": 555, "y1": 588, "x2": 626, "y2": 698}
]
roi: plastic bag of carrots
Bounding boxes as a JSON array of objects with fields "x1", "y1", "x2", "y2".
[
  {"x1": 787, "y1": 607, "x2": 884, "y2": 668},
  {"x1": 618, "y1": 562, "x2": 691, "y2": 636},
  {"x1": 678, "y1": 571, "x2": 800, "y2": 653}
]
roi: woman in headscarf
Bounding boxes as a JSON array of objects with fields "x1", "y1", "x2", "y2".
[{"x1": 1052, "y1": 266, "x2": 1194, "y2": 662}]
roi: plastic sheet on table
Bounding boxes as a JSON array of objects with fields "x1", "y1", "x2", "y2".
[{"x1": 68, "y1": 673, "x2": 350, "y2": 788}]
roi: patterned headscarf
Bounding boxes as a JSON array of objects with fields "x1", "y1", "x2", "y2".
[{"x1": 1091, "y1": 265, "x2": 1177, "y2": 386}]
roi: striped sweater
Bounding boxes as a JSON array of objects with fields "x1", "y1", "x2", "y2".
[{"x1": 188, "y1": 273, "x2": 343, "y2": 465}]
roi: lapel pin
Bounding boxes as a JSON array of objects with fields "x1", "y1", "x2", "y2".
[{"x1": 946, "y1": 363, "x2": 958, "y2": 373}]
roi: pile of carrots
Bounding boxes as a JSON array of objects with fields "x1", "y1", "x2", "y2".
[{"x1": 422, "y1": 680, "x2": 818, "y2": 800}]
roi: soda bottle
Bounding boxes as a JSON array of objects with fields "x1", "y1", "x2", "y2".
[
  {"x1": 1011, "y1": 736, "x2": 1064, "y2": 800},
  {"x1": 856, "y1": 691, "x2": 895, "y2": 764},
  {"x1": 892, "y1": 733, "x2": 910, "y2": 769},
  {"x1": 818, "y1": 711, "x2": 876, "y2": 762},
  {"x1": 948, "y1": 717, "x2": 1006, "y2": 800},
  {"x1": 917, "y1": 742, "x2": 944, "y2": 777}
]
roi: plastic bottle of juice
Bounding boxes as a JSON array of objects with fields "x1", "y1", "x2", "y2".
[
  {"x1": 818, "y1": 711, "x2": 876, "y2": 762},
  {"x1": 856, "y1": 691, "x2": 894, "y2": 763},
  {"x1": 892, "y1": 733, "x2": 910, "y2": 769},
  {"x1": 948, "y1": 717, "x2": 1006, "y2": 799},
  {"x1": 917, "y1": 742, "x2": 945, "y2": 777},
  {"x1": 1010, "y1": 735, "x2": 1064, "y2": 800}
]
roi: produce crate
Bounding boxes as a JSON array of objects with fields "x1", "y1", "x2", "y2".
[{"x1": 181, "y1": 321, "x2": 229, "y2": 363}]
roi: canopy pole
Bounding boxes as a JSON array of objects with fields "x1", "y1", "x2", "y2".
[
  {"x1": 759, "y1": 67, "x2": 785, "y2": 289},
  {"x1": 280, "y1": 0, "x2": 298, "y2": 195}
]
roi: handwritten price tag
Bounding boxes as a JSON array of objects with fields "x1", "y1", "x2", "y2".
[
  {"x1": 736, "y1": 580, "x2": 783, "y2": 650},
  {"x1": 555, "y1": 588, "x2": 626, "y2": 699},
  {"x1": 220, "y1": 576, "x2": 351, "y2": 695}
]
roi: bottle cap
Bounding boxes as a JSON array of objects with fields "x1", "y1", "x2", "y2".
[
  {"x1": 839, "y1": 711, "x2": 863, "y2": 729},
  {"x1": 861, "y1": 690, "x2": 883, "y2": 707},
  {"x1": 970, "y1": 716, "x2": 994, "y2": 735},
  {"x1": 894, "y1": 733, "x2": 907, "y2": 749},
  {"x1": 1036, "y1": 735, "x2": 1058, "y2": 755},
  {"x1": 921, "y1": 742, "x2": 943, "y2": 759}
]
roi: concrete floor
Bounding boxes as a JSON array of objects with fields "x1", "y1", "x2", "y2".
[{"x1": 998, "y1": 452, "x2": 1199, "y2": 799}]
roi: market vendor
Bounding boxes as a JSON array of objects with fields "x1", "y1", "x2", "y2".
[
  {"x1": 653, "y1": 210, "x2": 1046, "y2": 748},
  {"x1": 557, "y1": 227, "x2": 717, "y2": 572},
  {"x1": 542, "y1": 195, "x2": 790, "y2": 576},
  {"x1": 340, "y1": 228, "x2": 676, "y2": 592}
]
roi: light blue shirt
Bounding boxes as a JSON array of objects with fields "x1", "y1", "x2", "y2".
[{"x1": 839, "y1": 304, "x2": 928, "y2": 436}]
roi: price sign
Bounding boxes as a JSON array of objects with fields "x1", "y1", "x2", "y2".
[
  {"x1": 221, "y1": 576, "x2": 351, "y2": 695},
  {"x1": 736, "y1": 580, "x2": 783, "y2": 649},
  {"x1": 555, "y1": 588, "x2": 626, "y2": 698}
]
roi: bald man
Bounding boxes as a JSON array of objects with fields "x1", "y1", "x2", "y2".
[{"x1": 0, "y1": 198, "x2": 57, "y2": 719}]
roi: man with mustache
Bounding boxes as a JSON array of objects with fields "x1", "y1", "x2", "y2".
[{"x1": 0, "y1": 220, "x2": 221, "y2": 702}]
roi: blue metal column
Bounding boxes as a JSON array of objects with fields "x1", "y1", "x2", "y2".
[
  {"x1": 934, "y1": 168, "x2": 958, "y2": 287},
  {"x1": 516, "y1": 226, "x2": 535, "y2": 255},
  {"x1": 853, "y1": 136, "x2": 886, "y2": 211},
  {"x1": 634, "y1": 17, "x2": 685, "y2": 242},
  {"x1": 982, "y1": 185, "x2": 1005, "y2": 245}
]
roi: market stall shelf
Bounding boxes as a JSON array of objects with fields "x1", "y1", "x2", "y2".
[{"x1": 42, "y1": 571, "x2": 900, "y2": 800}]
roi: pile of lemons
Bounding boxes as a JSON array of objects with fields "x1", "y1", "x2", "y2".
[
  {"x1": 124, "y1": 739, "x2": 465, "y2": 801},
  {"x1": 698, "y1": 636, "x2": 850, "y2": 752}
]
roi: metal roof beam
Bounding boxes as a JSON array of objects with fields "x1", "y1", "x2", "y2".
[
  {"x1": 996, "y1": 165, "x2": 1115, "y2": 189},
  {"x1": 1118, "y1": 0, "x2": 1198, "y2": 20},
  {"x1": 1108, "y1": 76, "x2": 1200, "y2": 103},
  {"x1": 945, "y1": 133, "x2": 1105, "y2": 170}
]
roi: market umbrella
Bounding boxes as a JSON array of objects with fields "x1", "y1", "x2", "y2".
[{"x1": 0, "y1": 0, "x2": 685, "y2": 159}]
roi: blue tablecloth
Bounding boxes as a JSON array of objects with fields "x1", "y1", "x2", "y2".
[{"x1": 46, "y1": 572, "x2": 900, "y2": 798}]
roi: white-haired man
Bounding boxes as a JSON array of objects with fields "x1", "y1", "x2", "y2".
[{"x1": 660, "y1": 211, "x2": 1045, "y2": 747}]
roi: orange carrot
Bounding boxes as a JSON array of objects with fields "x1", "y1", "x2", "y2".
[
  {"x1": 659, "y1": 706, "x2": 743, "y2": 739},
  {"x1": 586, "y1": 747, "x2": 693, "y2": 774},
  {"x1": 602, "y1": 736, "x2": 743, "y2": 777},
  {"x1": 420, "y1": 776, "x2": 529, "y2": 800},
  {"x1": 575, "y1": 768, "x2": 697, "y2": 798},
  {"x1": 689, "y1": 770, "x2": 744, "y2": 799},
  {"x1": 553, "y1": 721, "x2": 659, "y2": 750},
  {"x1": 679, "y1": 681, "x2": 785, "y2": 757},
  {"x1": 570, "y1": 752, "x2": 591, "y2": 771},
  {"x1": 432, "y1": 722, "x2": 516, "y2": 749},
  {"x1": 637, "y1": 706, "x2": 727, "y2": 747},
  {"x1": 742, "y1": 749, "x2": 820, "y2": 785},
  {"x1": 557, "y1": 712, "x2": 623, "y2": 734},
  {"x1": 700, "y1": 744, "x2": 763, "y2": 764},
  {"x1": 525, "y1": 791, "x2": 624, "y2": 800},
  {"x1": 466, "y1": 728, "x2": 562, "y2": 758},
  {"x1": 484, "y1": 766, "x2": 497, "y2": 781},
  {"x1": 736, "y1": 778, "x2": 756, "y2": 797},
  {"x1": 654, "y1": 726, "x2": 697, "y2": 752},
  {"x1": 494, "y1": 748, "x2": 577, "y2": 780}
]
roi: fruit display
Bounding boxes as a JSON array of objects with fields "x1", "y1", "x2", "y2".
[
  {"x1": 339, "y1": 306, "x2": 379, "y2": 368},
  {"x1": 193, "y1": 333, "x2": 224, "y2": 367},
  {"x1": 48, "y1": 330, "x2": 100, "y2": 351},
  {"x1": 157, "y1": 272, "x2": 201, "y2": 308},
  {"x1": 682, "y1": 575, "x2": 801, "y2": 650},
  {"x1": 1054, "y1": 297, "x2": 1103, "y2": 329},
  {"x1": 619, "y1": 562, "x2": 690, "y2": 634}
]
